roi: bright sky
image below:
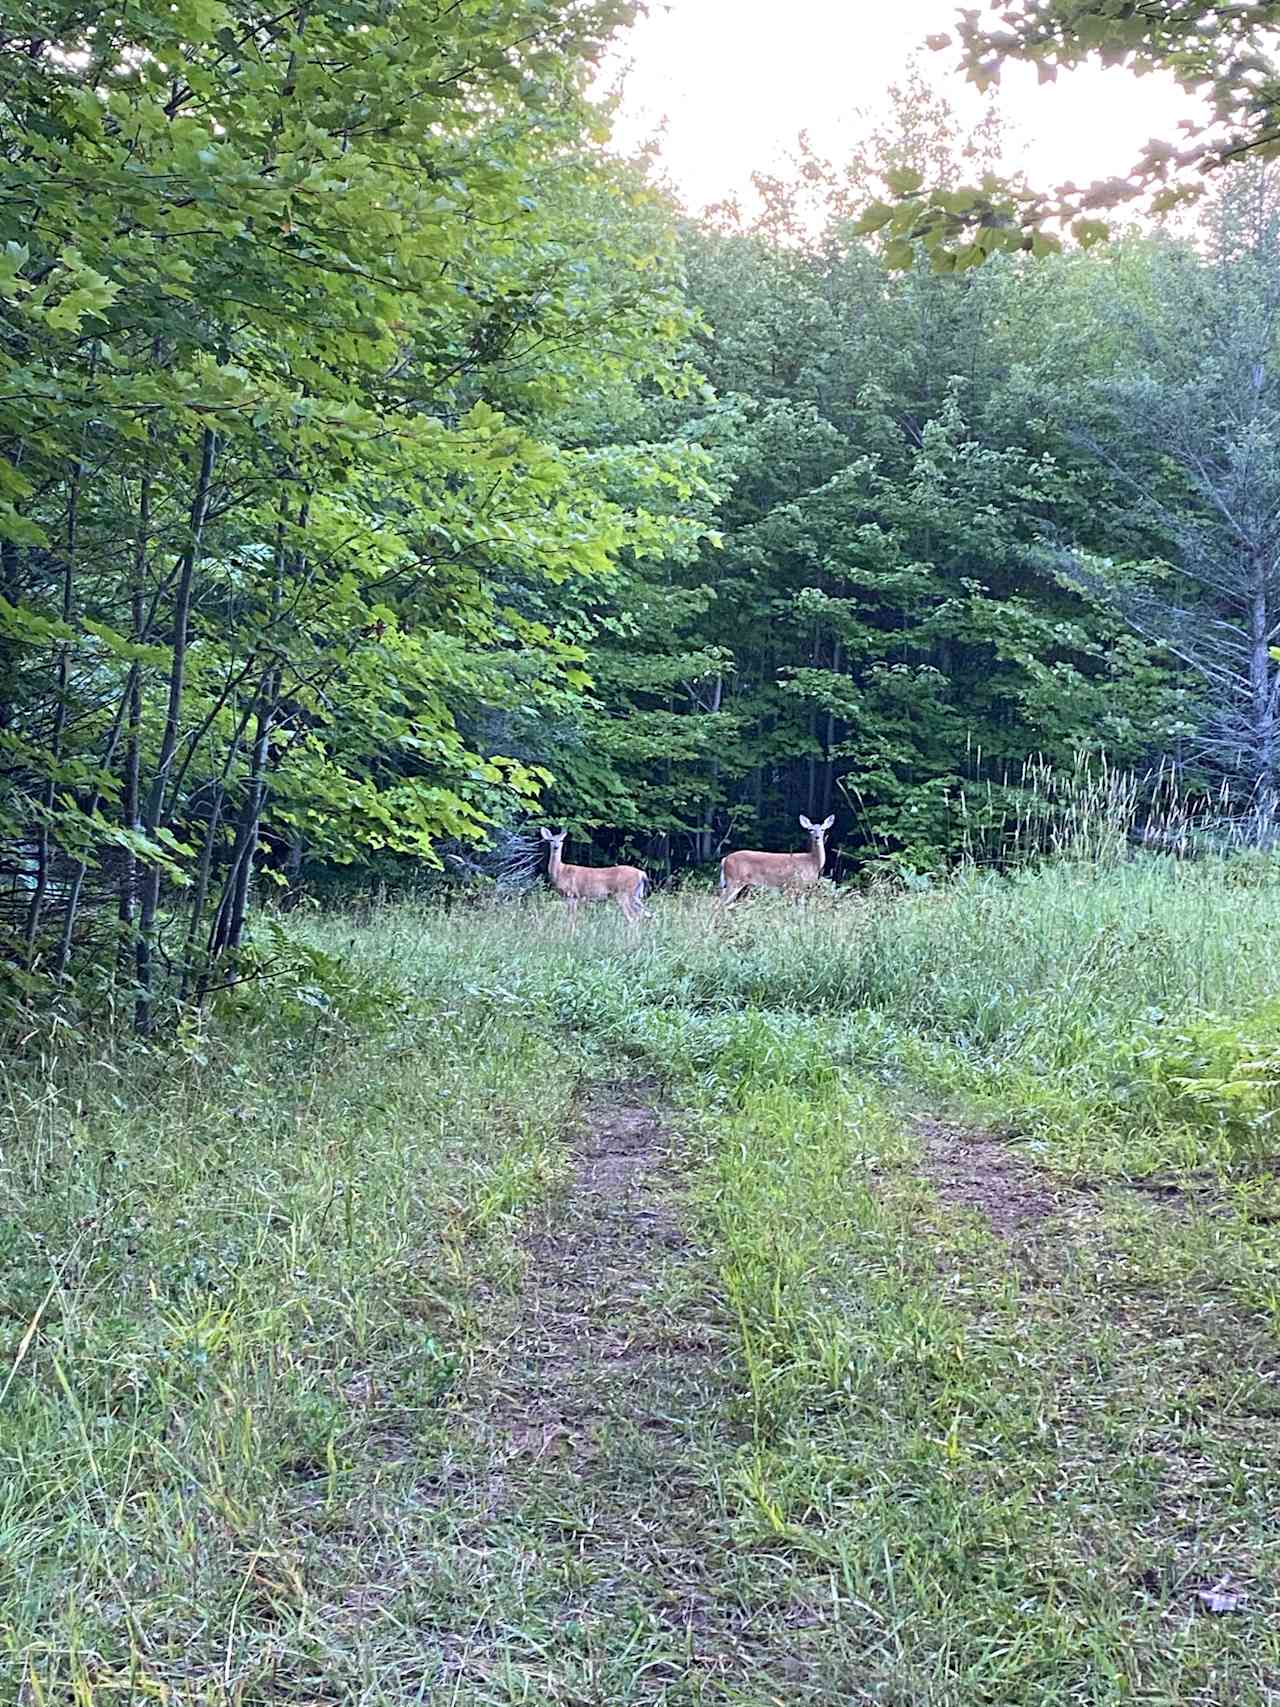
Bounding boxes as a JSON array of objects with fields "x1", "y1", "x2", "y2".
[{"x1": 604, "y1": 0, "x2": 1197, "y2": 217}]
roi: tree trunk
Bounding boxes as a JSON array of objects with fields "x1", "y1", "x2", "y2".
[
  {"x1": 281, "y1": 835, "x2": 305, "y2": 910},
  {"x1": 118, "y1": 474, "x2": 150, "y2": 957},
  {"x1": 179, "y1": 698, "x2": 255, "y2": 1002},
  {"x1": 23, "y1": 457, "x2": 80, "y2": 964},
  {"x1": 0, "y1": 542, "x2": 18, "y2": 735},
  {"x1": 137, "y1": 429, "x2": 217, "y2": 1032},
  {"x1": 0, "y1": 437, "x2": 22, "y2": 726},
  {"x1": 806, "y1": 706, "x2": 819, "y2": 820},
  {"x1": 205, "y1": 507, "x2": 292, "y2": 976},
  {"x1": 225, "y1": 682, "x2": 274, "y2": 955},
  {"x1": 697, "y1": 673, "x2": 723, "y2": 862},
  {"x1": 54, "y1": 679, "x2": 135, "y2": 979}
]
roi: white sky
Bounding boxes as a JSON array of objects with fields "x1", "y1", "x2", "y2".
[{"x1": 603, "y1": 0, "x2": 1198, "y2": 217}]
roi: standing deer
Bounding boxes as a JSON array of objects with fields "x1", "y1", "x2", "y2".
[
  {"x1": 719, "y1": 814, "x2": 835, "y2": 906},
  {"x1": 540, "y1": 828, "x2": 650, "y2": 927}
]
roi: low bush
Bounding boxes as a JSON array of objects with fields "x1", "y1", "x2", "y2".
[{"x1": 1136, "y1": 1000, "x2": 1280, "y2": 1160}]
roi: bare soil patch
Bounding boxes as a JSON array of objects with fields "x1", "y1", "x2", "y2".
[
  {"x1": 912, "y1": 1114, "x2": 1074, "y2": 1236},
  {"x1": 484, "y1": 1091, "x2": 704, "y2": 1455},
  {"x1": 913, "y1": 1115, "x2": 1276, "y2": 1238}
]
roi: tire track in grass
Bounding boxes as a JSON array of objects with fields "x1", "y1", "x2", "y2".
[
  {"x1": 423, "y1": 1092, "x2": 1279, "y2": 1705},
  {"x1": 443, "y1": 1087, "x2": 757, "y2": 1705},
  {"x1": 903, "y1": 1111, "x2": 1280, "y2": 1681}
]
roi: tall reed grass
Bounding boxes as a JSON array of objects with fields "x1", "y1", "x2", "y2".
[{"x1": 943, "y1": 749, "x2": 1276, "y2": 868}]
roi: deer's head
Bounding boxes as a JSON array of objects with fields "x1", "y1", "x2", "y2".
[
  {"x1": 799, "y1": 814, "x2": 835, "y2": 843},
  {"x1": 540, "y1": 827, "x2": 568, "y2": 850}
]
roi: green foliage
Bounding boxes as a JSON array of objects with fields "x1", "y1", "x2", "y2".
[
  {"x1": 887, "y1": 3, "x2": 1280, "y2": 264},
  {"x1": 1139, "y1": 1002, "x2": 1280, "y2": 1158},
  {"x1": 548, "y1": 111, "x2": 1190, "y2": 867},
  {"x1": 0, "y1": 0, "x2": 707, "y2": 1015},
  {"x1": 6, "y1": 31, "x2": 1268, "y2": 1020},
  {"x1": 211, "y1": 919, "x2": 410, "y2": 1037}
]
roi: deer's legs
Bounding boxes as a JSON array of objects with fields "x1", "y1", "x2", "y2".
[{"x1": 616, "y1": 893, "x2": 643, "y2": 929}]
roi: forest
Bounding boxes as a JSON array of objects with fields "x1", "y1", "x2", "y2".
[
  {"x1": 9, "y1": 0, "x2": 1280, "y2": 1007},
  {"x1": 3, "y1": 1, "x2": 1280, "y2": 1702}
]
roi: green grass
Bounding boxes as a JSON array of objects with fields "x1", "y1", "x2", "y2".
[
  {"x1": 691, "y1": 1077, "x2": 1279, "y2": 1703},
  {"x1": 3, "y1": 855, "x2": 1280, "y2": 1701},
  {"x1": 0, "y1": 987, "x2": 578, "y2": 1700},
  {"x1": 334, "y1": 858, "x2": 1280, "y2": 1178}
]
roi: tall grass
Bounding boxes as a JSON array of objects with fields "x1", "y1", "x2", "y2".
[
  {"x1": 313, "y1": 853, "x2": 1280, "y2": 1175},
  {"x1": 952, "y1": 749, "x2": 1274, "y2": 866},
  {"x1": 4, "y1": 840, "x2": 1280, "y2": 1699},
  {"x1": 0, "y1": 979, "x2": 581, "y2": 1699}
]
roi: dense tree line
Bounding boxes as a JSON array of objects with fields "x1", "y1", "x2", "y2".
[
  {"x1": 545, "y1": 102, "x2": 1280, "y2": 873},
  {"x1": 5, "y1": 6, "x2": 1280, "y2": 1020}
]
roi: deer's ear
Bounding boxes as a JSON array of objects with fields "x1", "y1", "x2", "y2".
[
  {"x1": 821, "y1": 815, "x2": 835, "y2": 830},
  {"x1": 799, "y1": 815, "x2": 814, "y2": 831},
  {"x1": 540, "y1": 827, "x2": 554, "y2": 842}
]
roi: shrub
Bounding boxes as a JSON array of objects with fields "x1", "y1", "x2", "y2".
[{"x1": 1138, "y1": 1000, "x2": 1280, "y2": 1160}]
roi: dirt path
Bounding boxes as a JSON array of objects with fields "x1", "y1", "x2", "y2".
[
  {"x1": 440, "y1": 1088, "x2": 751, "y2": 1703},
  {"x1": 486, "y1": 1093, "x2": 708, "y2": 1460},
  {"x1": 911, "y1": 1114, "x2": 1072, "y2": 1236},
  {"x1": 911, "y1": 1113, "x2": 1242, "y2": 1239}
]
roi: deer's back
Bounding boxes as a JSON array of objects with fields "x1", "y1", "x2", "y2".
[
  {"x1": 557, "y1": 861, "x2": 645, "y2": 899},
  {"x1": 721, "y1": 850, "x2": 817, "y2": 890}
]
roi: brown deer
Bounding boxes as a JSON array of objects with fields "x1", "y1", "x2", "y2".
[
  {"x1": 540, "y1": 828, "x2": 650, "y2": 927},
  {"x1": 719, "y1": 814, "x2": 834, "y2": 906}
]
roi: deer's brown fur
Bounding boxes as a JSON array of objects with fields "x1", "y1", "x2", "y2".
[
  {"x1": 719, "y1": 814, "x2": 834, "y2": 906},
  {"x1": 541, "y1": 828, "x2": 649, "y2": 927}
]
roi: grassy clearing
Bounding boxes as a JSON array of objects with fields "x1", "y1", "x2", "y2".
[
  {"x1": 3, "y1": 855, "x2": 1280, "y2": 1701},
  {"x1": 341, "y1": 856, "x2": 1280, "y2": 1181},
  {"x1": 0, "y1": 984, "x2": 580, "y2": 1700}
]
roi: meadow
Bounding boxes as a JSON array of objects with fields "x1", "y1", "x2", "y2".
[{"x1": 2, "y1": 855, "x2": 1279, "y2": 1703}]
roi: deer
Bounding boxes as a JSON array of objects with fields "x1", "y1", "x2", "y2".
[
  {"x1": 718, "y1": 813, "x2": 835, "y2": 906},
  {"x1": 540, "y1": 828, "x2": 650, "y2": 927}
]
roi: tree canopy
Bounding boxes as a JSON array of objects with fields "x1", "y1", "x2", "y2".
[
  {"x1": 4, "y1": 14, "x2": 1279, "y2": 1020},
  {"x1": 862, "y1": 1, "x2": 1280, "y2": 270},
  {"x1": 0, "y1": 0, "x2": 709, "y2": 1018}
]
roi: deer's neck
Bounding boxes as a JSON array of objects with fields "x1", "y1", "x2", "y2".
[
  {"x1": 548, "y1": 846, "x2": 566, "y2": 889},
  {"x1": 808, "y1": 837, "x2": 826, "y2": 875}
]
